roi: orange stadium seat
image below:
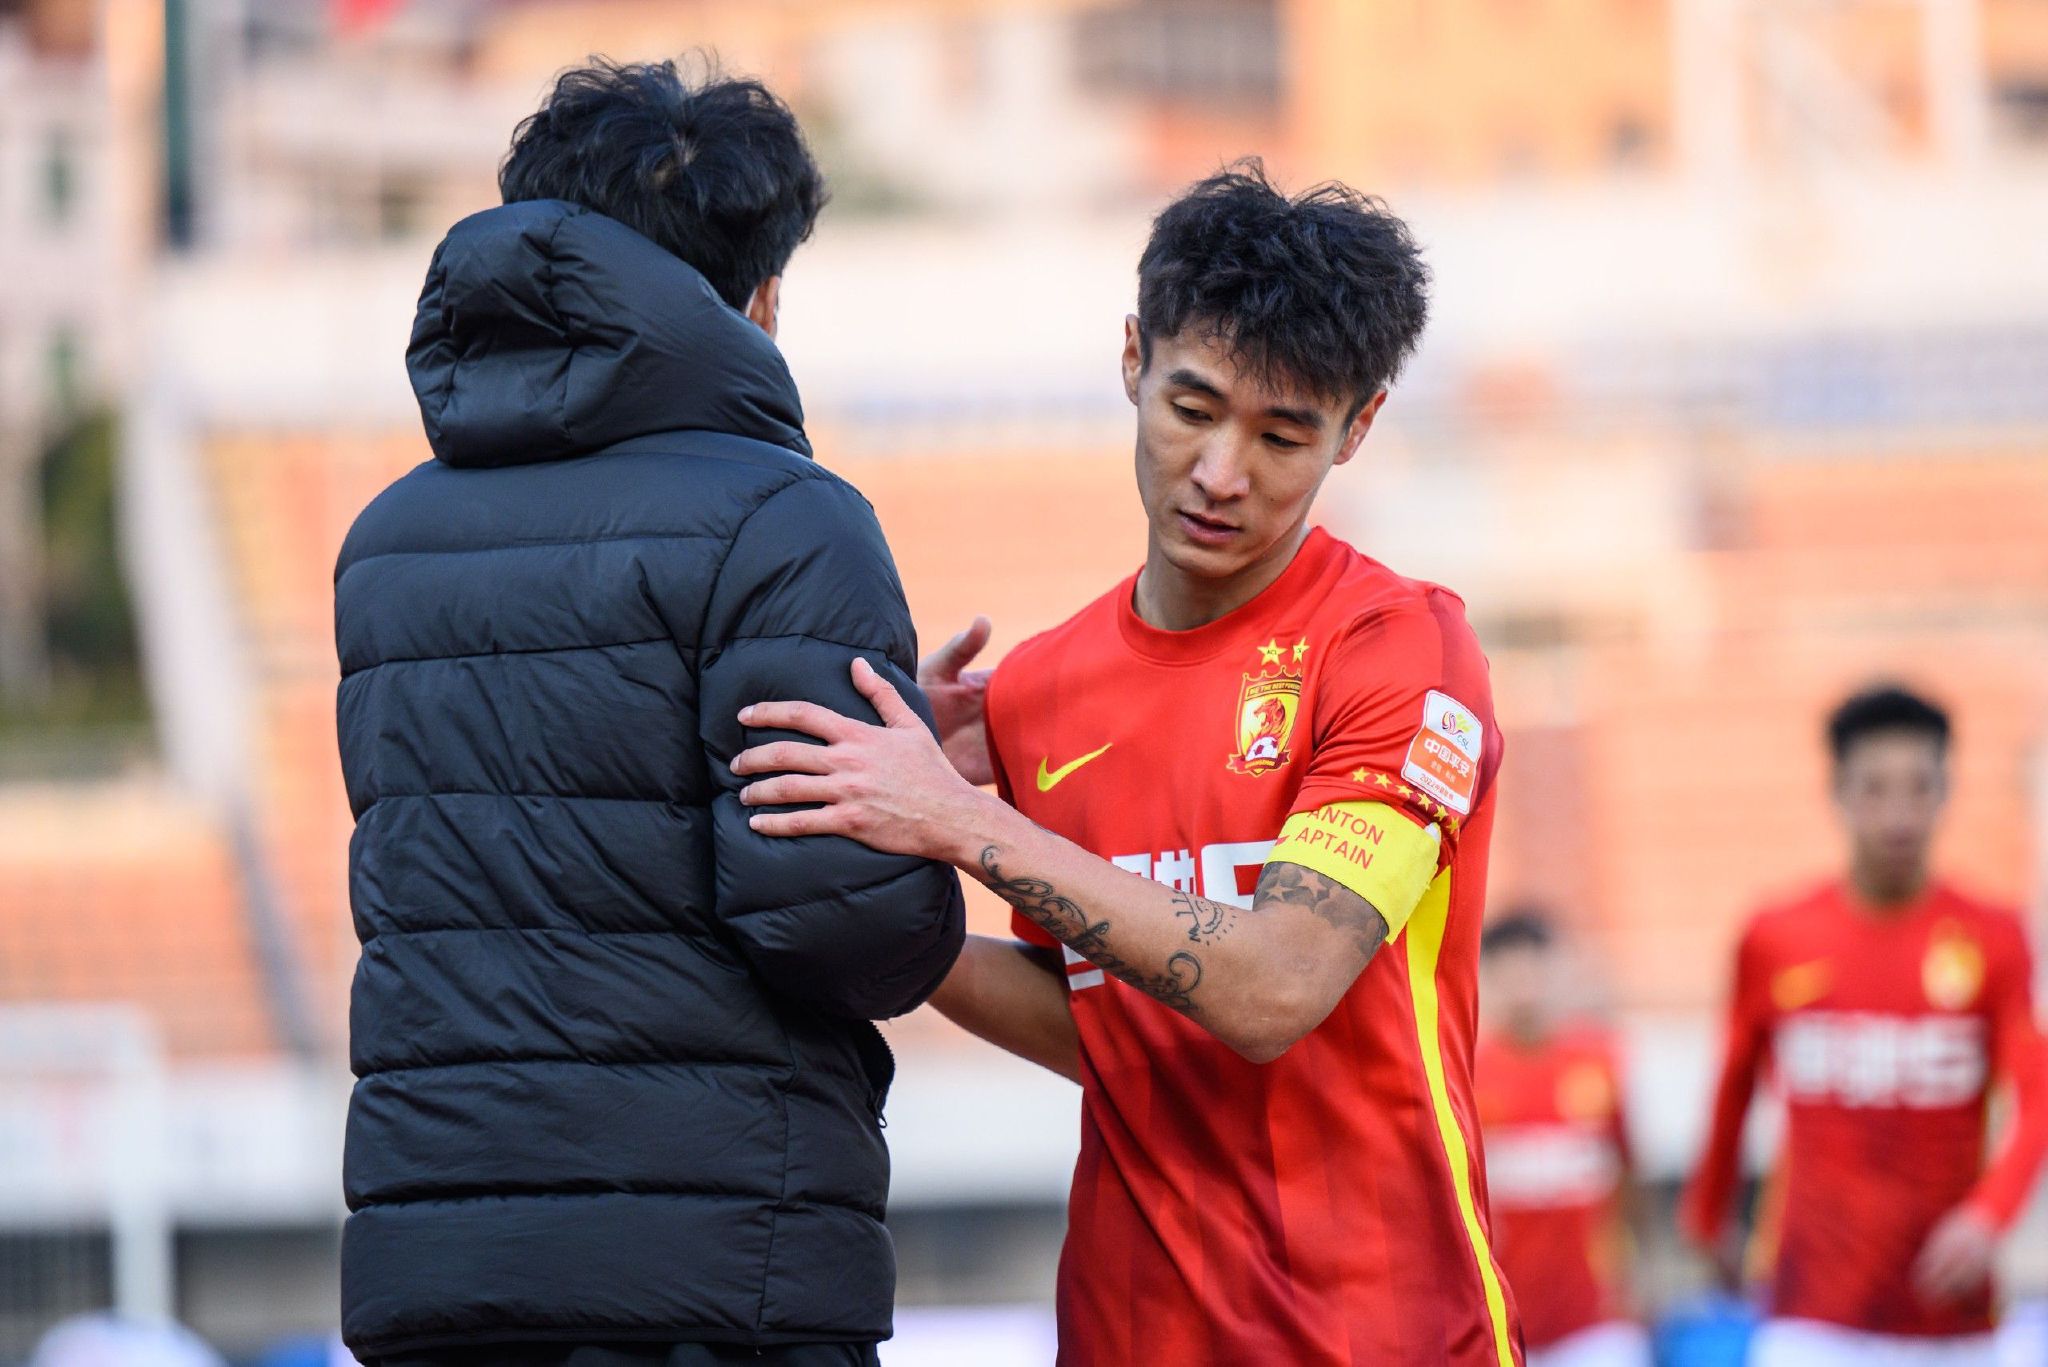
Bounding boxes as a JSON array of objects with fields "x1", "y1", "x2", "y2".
[{"x1": 0, "y1": 785, "x2": 272, "y2": 1056}]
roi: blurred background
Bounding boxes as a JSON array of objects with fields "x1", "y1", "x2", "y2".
[{"x1": 1, "y1": 0, "x2": 2046, "y2": 1361}]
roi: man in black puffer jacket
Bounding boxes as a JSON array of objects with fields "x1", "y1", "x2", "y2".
[{"x1": 334, "y1": 61, "x2": 966, "y2": 1367}]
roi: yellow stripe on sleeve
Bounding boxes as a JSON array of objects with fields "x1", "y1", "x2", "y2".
[
  {"x1": 1265, "y1": 801, "x2": 1440, "y2": 938},
  {"x1": 1407, "y1": 871, "x2": 1518, "y2": 1367}
]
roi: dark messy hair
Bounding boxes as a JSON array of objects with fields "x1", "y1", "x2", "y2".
[
  {"x1": 1827, "y1": 684, "x2": 1951, "y2": 765},
  {"x1": 1481, "y1": 908, "x2": 1557, "y2": 957},
  {"x1": 1136, "y1": 159, "x2": 1430, "y2": 410},
  {"x1": 499, "y1": 57, "x2": 827, "y2": 309}
]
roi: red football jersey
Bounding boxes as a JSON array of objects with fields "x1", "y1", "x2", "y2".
[
  {"x1": 984, "y1": 528, "x2": 1520, "y2": 1367},
  {"x1": 1682, "y1": 880, "x2": 2048, "y2": 1335},
  {"x1": 1475, "y1": 1027, "x2": 1634, "y2": 1349}
]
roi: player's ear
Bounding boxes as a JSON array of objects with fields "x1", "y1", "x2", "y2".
[
  {"x1": 744, "y1": 275, "x2": 782, "y2": 339},
  {"x1": 1121, "y1": 315, "x2": 1144, "y2": 406},
  {"x1": 1332, "y1": 390, "x2": 1387, "y2": 467}
]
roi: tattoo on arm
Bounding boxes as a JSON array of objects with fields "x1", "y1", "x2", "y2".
[
  {"x1": 1255, "y1": 860, "x2": 1389, "y2": 963},
  {"x1": 1170, "y1": 891, "x2": 1237, "y2": 944},
  {"x1": 977, "y1": 846, "x2": 1204, "y2": 1013}
]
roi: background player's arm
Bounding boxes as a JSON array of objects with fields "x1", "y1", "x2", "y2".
[
  {"x1": 1915, "y1": 922, "x2": 2048, "y2": 1301},
  {"x1": 1958, "y1": 925, "x2": 2048, "y2": 1227},
  {"x1": 926, "y1": 935, "x2": 1081, "y2": 1082},
  {"x1": 734, "y1": 660, "x2": 1393, "y2": 1063},
  {"x1": 1679, "y1": 922, "x2": 1773, "y2": 1280}
]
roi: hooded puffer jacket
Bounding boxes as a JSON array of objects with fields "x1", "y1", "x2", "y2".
[{"x1": 335, "y1": 199, "x2": 965, "y2": 1357}]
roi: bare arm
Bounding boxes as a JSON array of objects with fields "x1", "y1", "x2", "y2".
[
  {"x1": 959, "y1": 811, "x2": 1386, "y2": 1062},
  {"x1": 733, "y1": 659, "x2": 1391, "y2": 1063},
  {"x1": 928, "y1": 935, "x2": 1081, "y2": 1083}
]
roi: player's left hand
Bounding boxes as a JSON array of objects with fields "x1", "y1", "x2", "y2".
[
  {"x1": 733, "y1": 657, "x2": 987, "y2": 862},
  {"x1": 1912, "y1": 1205, "x2": 1998, "y2": 1304},
  {"x1": 918, "y1": 615, "x2": 996, "y2": 787}
]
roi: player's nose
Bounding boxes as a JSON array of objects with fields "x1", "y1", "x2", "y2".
[{"x1": 1189, "y1": 437, "x2": 1253, "y2": 502}]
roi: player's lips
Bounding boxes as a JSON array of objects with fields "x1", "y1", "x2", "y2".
[{"x1": 1177, "y1": 510, "x2": 1241, "y2": 545}]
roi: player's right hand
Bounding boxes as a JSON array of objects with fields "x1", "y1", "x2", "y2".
[
  {"x1": 918, "y1": 615, "x2": 995, "y2": 786},
  {"x1": 1912, "y1": 1204, "x2": 1998, "y2": 1304}
]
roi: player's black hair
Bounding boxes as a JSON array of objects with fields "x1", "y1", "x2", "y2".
[
  {"x1": 1827, "y1": 684, "x2": 1951, "y2": 764},
  {"x1": 499, "y1": 57, "x2": 826, "y2": 310},
  {"x1": 1481, "y1": 908, "x2": 1556, "y2": 958},
  {"x1": 1136, "y1": 159, "x2": 1429, "y2": 412}
]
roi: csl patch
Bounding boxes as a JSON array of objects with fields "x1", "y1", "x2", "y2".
[{"x1": 1401, "y1": 689, "x2": 1483, "y2": 815}]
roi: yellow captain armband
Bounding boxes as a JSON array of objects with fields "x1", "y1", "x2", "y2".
[{"x1": 1265, "y1": 801, "x2": 1442, "y2": 939}]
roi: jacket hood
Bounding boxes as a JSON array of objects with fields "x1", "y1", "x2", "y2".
[{"x1": 406, "y1": 199, "x2": 810, "y2": 468}]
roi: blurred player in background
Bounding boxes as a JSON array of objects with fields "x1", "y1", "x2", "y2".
[
  {"x1": 730, "y1": 163, "x2": 1523, "y2": 1365},
  {"x1": 1681, "y1": 686, "x2": 2048, "y2": 1366},
  {"x1": 1475, "y1": 911, "x2": 1650, "y2": 1367}
]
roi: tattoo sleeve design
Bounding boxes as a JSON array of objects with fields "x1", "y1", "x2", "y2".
[
  {"x1": 977, "y1": 846, "x2": 1204, "y2": 1013},
  {"x1": 1255, "y1": 860, "x2": 1389, "y2": 962}
]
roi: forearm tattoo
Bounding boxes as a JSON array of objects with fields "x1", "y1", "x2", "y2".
[
  {"x1": 977, "y1": 846, "x2": 1203, "y2": 1013},
  {"x1": 1255, "y1": 860, "x2": 1388, "y2": 962},
  {"x1": 1169, "y1": 891, "x2": 1237, "y2": 944}
]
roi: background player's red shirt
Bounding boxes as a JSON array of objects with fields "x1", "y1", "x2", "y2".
[
  {"x1": 985, "y1": 528, "x2": 1521, "y2": 1367},
  {"x1": 1681, "y1": 880, "x2": 2048, "y2": 1336},
  {"x1": 1475, "y1": 1027, "x2": 1634, "y2": 1349}
]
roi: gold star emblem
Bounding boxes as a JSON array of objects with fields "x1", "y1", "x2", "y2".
[
  {"x1": 1350, "y1": 767, "x2": 1369, "y2": 783},
  {"x1": 1445, "y1": 815, "x2": 1460, "y2": 836},
  {"x1": 1292, "y1": 638, "x2": 1310, "y2": 663},
  {"x1": 1373, "y1": 773, "x2": 1393, "y2": 789},
  {"x1": 1257, "y1": 639, "x2": 1284, "y2": 667},
  {"x1": 1396, "y1": 782, "x2": 1413, "y2": 798}
]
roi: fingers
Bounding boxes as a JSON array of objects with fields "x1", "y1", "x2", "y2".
[
  {"x1": 852, "y1": 656, "x2": 923, "y2": 729},
  {"x1": 920, "y1": 615, "x2": 992, "y2": 684},
  {"x1": 739, "y1": 774, "x2": 838, "y2": 807},
  {"x1": 1910, "y1": 1228, "x2": 1985, "y2": 1304},
  {"x1": 739, "y1": 699, "x2": 859, "y2": 742},
  {"x1": 730, "y1": 740, "x2": 834, "y2": 777},
  {"x1": 745, "y1": 807, "x2": 843, "y2": 838},
  {"x1": 1913, "y1": 1252, "x2": 1967, "y2": 1303}
]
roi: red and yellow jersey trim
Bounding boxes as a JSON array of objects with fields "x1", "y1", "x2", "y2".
[
  {"x1": 1408, "y1": 869, "x2": 1519, "y2": 1367},
  {"x1": 1265, "y1": 801, "x2": 1440, "y2": 938}
]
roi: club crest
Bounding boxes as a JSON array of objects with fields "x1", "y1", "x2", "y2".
[
  {"x1": 1228, "y1": 642, "x2": 1305, "y2": 776},
  {"x1": 1922, "y1": 924, "x2": 1985, "y2": 1011}
]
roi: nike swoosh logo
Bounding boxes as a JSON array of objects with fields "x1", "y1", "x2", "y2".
[
  {"x1": 1036, "y1": 743, "x2": 1113, "y2": 792},
  {"x1": 1772, "y1": 960, "x2": 1832, "y2": 1012}
]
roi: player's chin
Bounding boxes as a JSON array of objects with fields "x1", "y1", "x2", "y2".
[{"x1": 1160, "y1": 521, "x2": 1263, "y2": 579}]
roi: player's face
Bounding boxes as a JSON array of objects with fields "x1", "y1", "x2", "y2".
[
  {"x1": 1122, "y1": 320, "x2": 1384, "y2": 584},
  {"x1": 1833, "y1": 730, "x2": 1948, "y2": 893},
  {"x1": 1482, "y1": 943, "x2": 1554, "y2": 1039}
]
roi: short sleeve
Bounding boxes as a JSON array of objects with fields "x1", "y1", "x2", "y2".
[{"x1": 1291, "y1": 595, "x2": 1502, "y2": 861}]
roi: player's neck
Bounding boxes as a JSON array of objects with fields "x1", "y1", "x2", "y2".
[
  {"x1": 1134, "y1": 522, "x2": 1311, "y2": 632},
  {"x1": 1847, "y1": 862, "x2": 1930, "y2": 916}
]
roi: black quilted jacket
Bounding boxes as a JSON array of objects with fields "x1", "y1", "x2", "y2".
[{"x1": 334, "y1": 199, "x2": 965, "y2": 1357}]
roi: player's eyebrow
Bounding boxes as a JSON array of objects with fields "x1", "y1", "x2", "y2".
[
  {"x1": 1262, "y1": 403, "x2": 1324, "y2": 430},
  {"x1": 1166, "y1": 367, "x2": 1324, "y2": 430}
]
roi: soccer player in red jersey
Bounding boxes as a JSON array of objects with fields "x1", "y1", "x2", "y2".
[
  {"x1": 1681, "y1": 686, "x2": 2048, "y2": 1366},
  {"x1": 1475, "y1": 911, "x2": 1649, "y2": 1367},
  {"x1": 728, "y1": 164, "x2": 1522, "y2": 1365}
]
